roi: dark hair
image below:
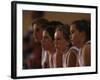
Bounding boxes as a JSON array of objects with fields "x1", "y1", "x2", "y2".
[
  {"x1": 71, "y1": 19, "x2": 90, "y2": 41},
  {"x1": 32, "y1": 18, "x2": 48, "y2": 30},
  {"x1": 44, "y1": 26, "x2": 55, "y2": 40},
  {"x1": 43, "y1": 21, "x2": 62, "y2": 40},
  {"x1": 49, "y1": 21, "x2": 64, "y2": 28},
  {"x1": 55, "y1": 24, "x2": 70, "y2": 41}
]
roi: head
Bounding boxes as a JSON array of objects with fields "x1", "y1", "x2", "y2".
[
  {"x1": 54, "y1": 24, "x2": 71, "y2": 52},
  {"x1": 70, "y1": 19, "x2": 90, "y2": 47},
  {"x1": 32, "y1": 18, "x2": 48, "y2": 42},
  {"x1": 42, "y1": 22, "x2": 57, "y2": 51}
]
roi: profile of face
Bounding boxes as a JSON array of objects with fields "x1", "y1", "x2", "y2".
[
  {"x1": 70, "y1": 24, "x2": 82, "y2": 47},
  {"x1": 33, "y1": 24, "x2": 43, "y2": 42},
  {"x1": 54, "y1": 30, "x2": 67, "y2": 51},
  {"x1": 42, "y1": 30, "x2": 52, "y2": 50}
]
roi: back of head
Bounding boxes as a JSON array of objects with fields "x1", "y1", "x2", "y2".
[
  {"x1": 32, "y1": 18, "x2": 49, "y2": 30},
  {"x1": 50, "y1": 21, "x2": 63, "y2": 28}
]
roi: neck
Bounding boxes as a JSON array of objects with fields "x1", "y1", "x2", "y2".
[{"x1": 77, "y1": 40, "x2": 86, "y2": 48}]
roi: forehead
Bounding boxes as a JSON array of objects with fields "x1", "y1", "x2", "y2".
[
  {"x1": 43, "y1": 30, "x2": 49, "y2": 36},
  {"x1": 33, "y1": 24, "x2": 41, "y2": 29},
  {"x1": 70, "y1": 24, "x2": 77, "y2": 31},
  {"x1": 54, "y1": 30, "x2": 63, "y2": 38}
]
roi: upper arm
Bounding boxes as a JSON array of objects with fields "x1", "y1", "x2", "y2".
[{"x1": 82, "y1": 44, "x2": 91, "y2": 66}]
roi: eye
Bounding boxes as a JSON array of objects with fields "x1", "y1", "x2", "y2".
[
  {"x1": 70, "y1": 30, "x2": 74, "y2": 34},
  {"x1": 71, "y1": 31, "x2": 74, "y2": 34}
]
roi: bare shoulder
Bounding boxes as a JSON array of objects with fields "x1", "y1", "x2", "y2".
[
  {"x1": 67, "y1": 48, "x2": 77, "y2": 67},
  {"x1": 68, "y1": 47, "x2": 79, "y2": 55},
  {"x1": 68, "y1": 49, "x2": 77, "y2": 59},
  {"x1": 82, "y1": 42, "x2": 91, "y2": 66}
]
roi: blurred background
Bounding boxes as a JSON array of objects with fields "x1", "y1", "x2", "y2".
[{"x1": 23, "y1": 10, "x2": 90, "y2": 34}]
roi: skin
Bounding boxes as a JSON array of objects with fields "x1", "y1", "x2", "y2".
[
  {"x1": 54, "y1": 30, "x2": 69, "y2": 52},
  {"x1": 70, "y1": 25, "x2": 83, "y2": 47},
  {"x1": 33, "y1": 24, "x2": 43, "y2": 42},
  {"x1": 42, "y1": 30, "x2": 53, "y2": 51},
  {"x1": 42, "y1": 30, "x2": 55, "y2": 68},
  {"x1": 70, "y1": 24, "x2": 90, "y2": 66},
  {"x1": 54, "y1": 30, "x2": 69, "y2": 67}
]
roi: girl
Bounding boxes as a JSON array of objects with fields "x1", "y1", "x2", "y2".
[
  {"x1": 42, "y1": 22, "x2": 57, "y2": 68},
  {"x1": 30, "y1": 18, "x2": 48, "y2": 68},
  {"x1": 54, "y1": 24, "x2": 73, "y2": 67},
  {"x1": 42, "y1": 21, "x2": 65, "y2": 68},
  {"x1": 70, "y1": 19, "x2": 91, "y2": 66}
]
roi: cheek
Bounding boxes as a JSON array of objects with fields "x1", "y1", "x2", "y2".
[
  {"x1": 42, "y1": 42, "x2": 47, "y2": 50},
  {"x1": 72, "y1": 34, "x2": 80, "y2": 43},
  {"x1": 54, "y1": 40, "x2": 58, "y2": 48},
  {"x1": 72, "y1": 35, "x2": 76, "y2": 42},
  {"x1": 56, "y1": 40, "x2": 62, "y2": 48},
  {"x1": 43, "y1": 39, "x2": 48, "y2": 45},
  {"x1": 44, "y1": 39, "x2": 51, "y2": 47},
  {"x1": 37, "y1": 32, "x2": 43, "y2": 40},
  {"x1": 72, "y1": 33, "x2": 77, "y2": 40},
  {"x1": 37, "y1": 31, "x2": 42, "y2": 37},
  {"x1": 46, "y1": 40, "x2": 50, "y2": 45},
  {"x1": 42, "y1": 40, "x2": 45, "y2": 46}
]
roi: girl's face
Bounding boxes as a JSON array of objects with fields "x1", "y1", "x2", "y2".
[
  {"x1": 70, "y1": 24, "x2": 81, "y2": 47},
  {"x1": 33, "y1": 24, "x2": 43, "y2": 42},
  {"x1": 54, "y1": 30, "x2": 68, "y2": 51},
  {"x1": 42, "y1": 30, "x2": 52, "y2": 50}
]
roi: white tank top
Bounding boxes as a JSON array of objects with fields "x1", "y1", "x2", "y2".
[
  {"x1": 53, "y1": 52, "x2": 56, "y2": 68},
  {"x1": 63, "y1": 46, "x2": 79, "y2": 67},
  {"x1": 41, "y1": 50, "x2": 47, "y2": 68}
]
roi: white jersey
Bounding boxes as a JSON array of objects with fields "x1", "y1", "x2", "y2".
[
  {"x1": 53, "y1": 52, "x2": 57, "y2": 68},
  {"x1": 62, "y1": 48, "x2": 69, "y2": 68}
]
